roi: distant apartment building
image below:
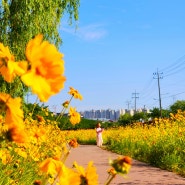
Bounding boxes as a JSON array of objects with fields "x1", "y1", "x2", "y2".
[{"x1": 80, "y1": 108, "x2": 150, "y2": 121}]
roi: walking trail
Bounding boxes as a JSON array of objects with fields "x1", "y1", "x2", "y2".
[{"x1": 65, "y1": 145, "x2": 185, "y2": 185}]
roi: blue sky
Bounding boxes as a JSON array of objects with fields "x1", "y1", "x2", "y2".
[{"x1": 30, "y1": 0, "x2": 185, "y2": 113}]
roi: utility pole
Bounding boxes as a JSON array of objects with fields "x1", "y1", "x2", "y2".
[
  {"x1": 132, "y1": 90, "x2": 139, "y2": 112},
  {"x1": 153, "y1": 69, "x2": 163, "y2": 118},
  {"x1": 126, "y1": 101, "x2": 131, "y2": 110}
]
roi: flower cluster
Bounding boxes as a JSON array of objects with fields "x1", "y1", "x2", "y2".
[{"x1": 0, "y1": 35, "x2": 88, "y2": 184}]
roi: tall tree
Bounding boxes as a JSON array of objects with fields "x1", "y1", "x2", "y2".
[
  {"x1": 0, "y1": 0, "x2": 80, "y2": 97},
  {"x1": 0, "y1": 0, "x2": 80, "y2": 60},
  {"x1": 170, "y1": 100, "x2": 185, "y2": 114}
]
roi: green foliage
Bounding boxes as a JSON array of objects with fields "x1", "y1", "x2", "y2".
[
  {"x1": 149, "y1": 107, "x2": 160, "y2": 118},
  {"x1": 118, "y1": 113, "x2": 132, "y2": 126},
  {"x1": 148, "y1": 107, "x2": 170, "y2": 119},
  {"x1": 0, "y1": 76, "x2": 24, "y2": 97},
  {"x1": 170, "y1": 100, "x2": 185, "y2": 114},
  {"x1": 23, "y1": 102, "x2": 55, "y2": 121},
  {"x1": 132, "y1": 112, "x2": 146, "y2": 122},
  {"x1": 58, "y1": 118, "x2": 98, "y2": 130},
  {"x1": 161, "y1": 109, "x2": 170, "y2": 118}
]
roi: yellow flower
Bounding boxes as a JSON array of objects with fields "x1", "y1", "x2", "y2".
[
  {"x1": 69, "y1": 107, "x2": 81, "y2": 125},
  {"x1": 107, "y1": 167, "x2": 117, "y2": 177},
  {"x1": 14, "y1": 148, "x2": 27, "y2": 158},
  {"x1": 73, "y1": 161, "x2": 99, "y2": 185},
  {"x1": 21, "y1": 34, "x2": 66, "y2": 102},
  {"x1": 39, "y1": 158, "x2": 81, "y2": 184},
  {"x1": 0, "y1": 43, "x2": 27, "y2": 82},
  {"x1": 0, "y1": 93, "x2": 23, "y2": 129},
  {"x1": 68, "y1": 138, "x2": 79, "y2": 148},
  {"x1": 39, "y1": 158, "x2": 58, "y2": 176},
  {"x1": 0, "y1": 93, "x2": 27, "y2": 143},
  {"x1": 0, "y1": 149, "x2": 12, "y2": 165},
  {"x1": 109, "y1": 156, "x2": 132, "y2": 175},
  {"x1": 33, "y1": 180, "x2": 41, "y2": 185},
  {"x1": 36, "y1": 115, "x2": 45, "y2": 122},
  {"x1": 68, "y1": 87, "x2": 83, "y2": 100},
  {"x1": 58, "y1": 167, "x2": 81, "y2": 185},
  {"x1": 62, "y1": 100, "x2": 69, "y2": 108},
  {"x1": 7, "y1": 126, "x2": 28, "y2": 143}
]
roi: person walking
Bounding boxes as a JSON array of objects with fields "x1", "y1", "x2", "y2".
[{"x1": 96, "y1": 122, "x2": 103, "y2": 147}]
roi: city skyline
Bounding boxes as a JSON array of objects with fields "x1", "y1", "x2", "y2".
[{"x1": 80, "y1": 107, "x2": 150, "y2": 121}]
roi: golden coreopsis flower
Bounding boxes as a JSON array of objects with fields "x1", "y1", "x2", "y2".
[
  {"x1": 68, "y1": 87, "x2": 83, "y2": 100},
  {"x1": 58, "y1": 166, "x2": 81, "y2": 185},
  {"x1": 0, "y1": 93, "x2": 27, "y2": 143},
  {"x1": 107, "y1": 167, "x2": 117, "y2": 177},
  {"x1": 7, "y1": 126, "x2": 28, "y2": 143},
  {"x1": 73, "y1": 161, "x2": 99, "y2": 185},
  {"x1": 39, "y1": 158, "x2": 80, "y2": 184},
  {"x1": 0, "y1": 93, "x2": 23, "y2": 129},
  {"x1": 36, "y1": 115, "x2": 45, "y2": 122},
  {"x1": 21, "y1": 34, "x2": 66, "y2": 102},
  {"x1": 33, "y1": 180, "x2": 41, "y2": 185},
  {"x1": 0, "y1": 149, "x2": 12, "y2": 165},
  {"x1": 109, "y1": 156, "x2": 132, "y2": 175},
  {"x1": 68, "y1": 138, "x2": 79, "y2": 148},
  {"x1": 39, "y1": 158, "x2": 58, "y2": 176},
  {"x1": 69, "y1": 107, "x2": 81, "y2": 125},
  {"x1": 0, "y1": 43, "x2": 27, "y2": 82},
  {"x1": 62, "y1": 100, "x2": 69, "y2": 108},
  {"x1": 14, "y1": 148, "x2": 27, "y2": 158}
]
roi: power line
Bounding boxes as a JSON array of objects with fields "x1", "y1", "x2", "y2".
[
  {"x1": 125, "y1": 54, "x2": 185, "y2": 111},
  {"x1": 159, "y1": 54, "x2": 185, "y2": 77},
  {"x1": 169, "y1": 91, "x2": 185, "y2": 104}
]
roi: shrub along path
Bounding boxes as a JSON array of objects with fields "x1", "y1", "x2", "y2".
[{"x1": 65, "y1": 145, "x2": 185, "y2": 185}]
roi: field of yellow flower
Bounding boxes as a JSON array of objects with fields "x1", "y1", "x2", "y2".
[
  {"x1": 1, "y1": 33, "x2": 184, "y2": 184},
  {"x1": 63, "y1": 110, "x2": 185, "y2": 177},
  {"x1": 0, "y1": 35, "x2": 131, "y2": 185}
]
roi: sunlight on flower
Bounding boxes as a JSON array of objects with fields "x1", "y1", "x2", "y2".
[
  {"x1": 0, "y1": 93, "x2": 24, "y2": 129},
  {"x1": 39, "y1": 158, "x2": 58, "y2": 176},
  {"x1": 14, "y1": 148, "x2": 27, "y2": 158},
  {"x1": 0, "y1": 148, "x2": 12, "y2": 165},
  {"x1": 21, "y1": 34, "x2": 66, "y2": 102},
  {"x1": 7, "y1": 126, "x2": 28, "y2": 143},
  {"x1": 0, "y1": 43, "x2": 27, "y2": 82},
  {"x1": 68, "y1": 87, "x2": 83, "y2": 100},
  {"x1": 109, "y1": 156, "x2": 132, "y2": 176},
  {"x1": 69, "y1": 107, "x2": 81, "y2": 125},
  {"x1": 62, "y1": 100, "x2": 69, "y2": 108},
  {"x1": 107, "y1": 167, "x2": 117, "y2": 177},
  {"x1": 73, "y1": 161, "x2": 99, "y2": 185},
  {"x1": 68, "y1": 138, "x2": 79, "y2": 148}
]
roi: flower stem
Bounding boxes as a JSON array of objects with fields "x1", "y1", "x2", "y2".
[
  {"x1": 56, "y1": 96, "x2": 73, "y2": 121},
  {"x1": 104, "y1": 175, "x2": 116, "y2": 185}
]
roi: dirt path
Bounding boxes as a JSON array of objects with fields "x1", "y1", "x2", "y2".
[{"x1": 65, "y1": 145, "x2": 185, "y2": 185}]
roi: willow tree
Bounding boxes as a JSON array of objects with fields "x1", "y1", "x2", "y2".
[{"x1": 0, "y1": 0, "x2": 80, "y2": 97}]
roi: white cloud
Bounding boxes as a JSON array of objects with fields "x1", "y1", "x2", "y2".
[{"x1": 61, "y1": 23, "x2": 107, "y2": 41}]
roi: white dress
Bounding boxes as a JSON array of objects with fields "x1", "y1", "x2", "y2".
[{"x1": 96, "y1": 127, "x2": 103, "y2": 147}]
